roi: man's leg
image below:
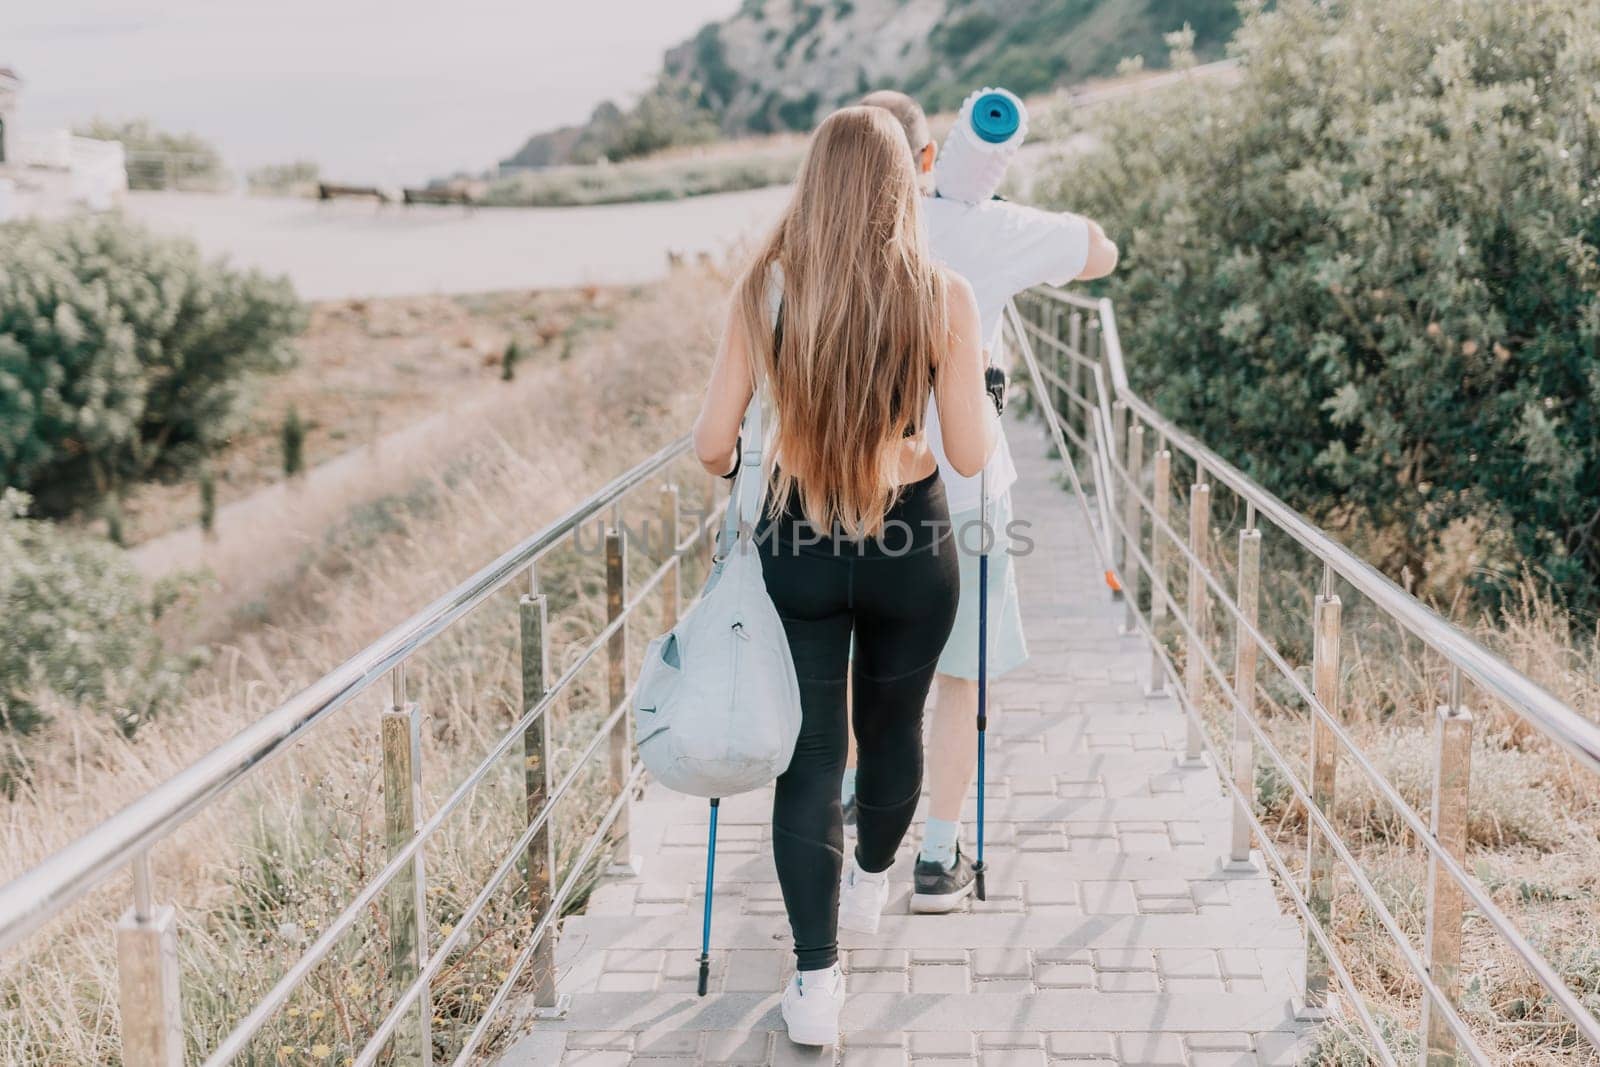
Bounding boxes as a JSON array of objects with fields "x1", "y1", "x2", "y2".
[
  {"x1": 912, "y1": 493, "x2": 1027, "y2": 908},
  {"x1": 920, "y1": 673, "x2": 978, "y2": 865}
]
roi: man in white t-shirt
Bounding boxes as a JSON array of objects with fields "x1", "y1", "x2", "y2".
[{"x1": 848, "y1": 90, "x2": 1118, "y2": 912}]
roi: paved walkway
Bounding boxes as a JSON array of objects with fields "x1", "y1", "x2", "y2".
[{"x1": 500, "y1": 420, "x2": 1311, "y2": 1065}]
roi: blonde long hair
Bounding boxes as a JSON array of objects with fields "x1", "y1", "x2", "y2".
[{"x1": 733, "y1": 106, "x2": 948, "y2": 538}]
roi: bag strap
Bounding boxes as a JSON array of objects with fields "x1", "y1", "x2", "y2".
[
  {"x1": 716, "y1": 279, "x2": 780, "y2": 558},
  {"x1": 717, "y1": 388, "x2": 764, "y2": 556}
]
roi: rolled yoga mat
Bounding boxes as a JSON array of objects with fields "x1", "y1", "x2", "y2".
[{"x1": 934, "y1": 87, "x2": 1028, "y2": 205}]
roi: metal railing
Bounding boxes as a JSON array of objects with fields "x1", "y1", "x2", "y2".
[
  {"x1": 1006, "y1": 288, "x2": 1600, "y2": 1067},
  {"x1": 0, "y1": 436, "x2": 722, "y2": 1065}
]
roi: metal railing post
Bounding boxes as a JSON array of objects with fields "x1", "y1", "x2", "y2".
[
  {"x1": 1110, "y1": 401, "x2": 1129, "y2": 599},
  {"x1": 1148, "y1": 446, "x2": 1172, "y2": 695},
  {"x1": 605, "y1": 524, "x2": 638, "y2": 873},
  {"x1": 660, "y1": 484, "x2": 681, "y2": 630},
  {"x1": 1068, "y1": 311, "x2": 1083, "y2": 440},
  {"x1": 1229, "y1": 519, "x2": 1262, "y2": 868},
  {"x1": 116, "y1": 854, "x2": 182, "y2": 1067},
  {"x1": 382, "y1": 668, "x2": 433, "y2": 1066},
  {"x1": 518, "y1": 567, "x2": 562, "y2": 1015},
  {"x1": 1304, "y1": 574, "x2": 1342, "y2": 1015},
  {"x1": 1182, "y1": 476, "x2": 1211, "y2": 765},
  {"x1": 1421, "y1": 670, "x2": 1473, "y2": 1066},
  {"x1": 1084, "y1": 317, "x2": 1101, "y2": 493},
  {"x1": 1121, "y1": 422, "x2": 1144, "y2": 631}
]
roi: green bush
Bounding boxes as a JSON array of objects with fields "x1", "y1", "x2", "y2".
[
  {"x1": 76, "y1": 117, "x2": 227, "y2": 192},
  {"x1": 1036, "y1": 0, "x2": 1600, "y2": 608},
  {"x1": 0, "y1": 490, "x2": 189, "y2": 738},
  {"x1": 0, "y1": 215, "x2": 303, "y2": 514}
]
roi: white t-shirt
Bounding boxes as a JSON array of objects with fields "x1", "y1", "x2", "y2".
[{"x1": 922, "y1": 196, "x2": 1092, "y2": 514}]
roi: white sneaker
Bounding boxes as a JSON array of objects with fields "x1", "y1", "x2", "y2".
[
  {"x1": 780, "y1": 963, "x2": 845, "y2": 1046},
  {"x1": 837, "y1": 856, "x2": 890, "y2": 934}
]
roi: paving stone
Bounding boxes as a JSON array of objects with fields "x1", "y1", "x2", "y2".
[
  {"x1": 1117, "y1": 1032, "x2": 1188, "y2": 1066},
  {"x1": 1095, "y1": 949, "x2": 1156, "y2": 971},
  {"x1": 1080, "y1": 881, "x2": 1139, "y2": 913},
  {"x1": 1253, "y1": 1033, "x2": 1306, "y2": 1066},
  {"x1": 604, "y1": 948, "x2": 666, "y2": 973},
  {"x1": 1034, "y1": 962, "x2": 1093, "y2": 989},
  {"x1": 844, "y1": 1031, "x2": 907, "y2": 1048},
  {"x1": 772, "y1": 1044, "x2": 833, "y2": 1066},
  {"x1": 978, "y1": 1031, "x2": 1043, "y2": 1049},
  {"x1": 1097, "y1": 970, "x2": 1161, "y2": 993},
  {"x1": 633, "y1": 1030, "x2": 700, "y2": 1057},
  {"x1": 911, "y1": 964, "x2": 969, "y2": 993},
  {"x1": 701, "y1": 1030, "x2": 774, "y2": 1063},
  {"x1": 566, "y1": 1032, "x2": 634, "y2": 1050},
  {"x1": 909, "y1": 1032, "x2": 975, "y2": 1057},
  {"x1": 1138, "y1": 898, "x2": 1196, "y2": 914},
  {"x1": 1190, "y1": 1054, "x2": 1257, "y2": 1067},
  {"x1": 724, "y1": 949, "x2": 785, "y2": 992},
  {"x1": 1159, "y1": 949, "x2": 1221, "y2": 978},
  {"x1": 843, "y1": 1051, "x2": 908, "y2": 1067},
  {"x1": 850, "y1": 970, "x2": 910, "y2": 993},
  {"x1": 561, "y1": 1052, "x2": 632, "y2": 1067},
  {"x1": 595, "y1": 972, "x2": 657, "y2": 992},
  {"x1": 1218, "y1": 949, "x2": 1263, "y2": 979},
  {"x1": 977, "y1": 1052, "x2": 1046, "y2": 1067},
  {"x1": 850, "y1": 949, "x2": 910, "y2": 972},
  {"x1": 1187, "y1": 1033, "x2": 1254, "y2": 1052},
  {"x1": 972, "y1": 949, "x2": 1031, "y2": 978},
  {"x1": 1045, "y1": 1033, "x2": 1115, "y2": 1059}
]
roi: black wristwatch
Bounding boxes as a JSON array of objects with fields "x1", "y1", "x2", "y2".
[{"x1": 985, "y1": 366, "x2": 1008, "y2": 415}]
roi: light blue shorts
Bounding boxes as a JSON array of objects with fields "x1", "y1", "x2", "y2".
[{"x1": 936, "y1": 493, "x2": 1028, "y2": 681}]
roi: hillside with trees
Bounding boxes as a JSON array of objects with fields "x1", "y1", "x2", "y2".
[{"x1": 501, "y1": 0, "x2": 1237, "y2": 169}]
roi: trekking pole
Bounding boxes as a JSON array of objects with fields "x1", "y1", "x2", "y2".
[
  {"x1": 975, "y1": 464, "x2": 990, "y2": 902},
  {"x1": 698, "y1": 797, "x2": 720, "y2": 996}
]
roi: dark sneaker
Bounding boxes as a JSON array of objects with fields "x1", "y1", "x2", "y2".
[
  {"x1": 842, "y1": 794, "x2": 858, "y2": 833},
  {"x1": 910, "y1": 845, "x2": 976, "y2": 914}
]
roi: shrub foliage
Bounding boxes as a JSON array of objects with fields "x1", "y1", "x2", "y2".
[
  {"x1": 0, "y1": 216, "x2": 303, "y2": 514},
  {"x1": 0, "y1": 491, "x2": 188, "y2": 738},
  {"x1": 1038, "y1": 0, "x2": 1600, "y2": 608}
]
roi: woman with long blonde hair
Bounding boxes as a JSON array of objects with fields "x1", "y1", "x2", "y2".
[{"x1": 694, "y1": 105, "x2": 996, "y2": 1047}]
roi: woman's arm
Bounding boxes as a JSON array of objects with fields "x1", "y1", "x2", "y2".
[
  {"x1": 693, "y1": 297, "x2": 755, "y2": 476},
  {"x1": 934, "y1": 272, "x2": 998, "y2": 478}
]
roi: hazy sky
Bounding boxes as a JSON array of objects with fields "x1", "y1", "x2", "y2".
[{"x1": 2, "y1": 0, "x2": 741, "y2": 184}]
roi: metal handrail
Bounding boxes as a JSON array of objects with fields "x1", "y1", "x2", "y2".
[
  {"x1": 0, "y1": 431, "x2": 721, "y2": 1067},
  {"x1": 0, "y1": 436, "x2": 693, "y2": 956},
  {"x1": 1011, "y1": 288, "x2": 1600, "y2": 1063},
  {"x1": 1017, "y1": 287, "x2": 1600, "y2": 1062},
  {"x1": 1022, "y1": 286, "x2": 1600, "y2": 776}
]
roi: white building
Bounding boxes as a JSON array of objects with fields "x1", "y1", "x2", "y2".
[{"x1": 0, "y1": 67, "x2": 128, "y2": 222}]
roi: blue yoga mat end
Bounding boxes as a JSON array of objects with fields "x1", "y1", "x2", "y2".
[{"x1": 971, "y1": 91, "x2": 1021, "y2": 144}]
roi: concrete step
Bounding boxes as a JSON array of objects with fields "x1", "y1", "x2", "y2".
[{"x1": 559, "y1": 912, "x2": 1304, "y2": 953}]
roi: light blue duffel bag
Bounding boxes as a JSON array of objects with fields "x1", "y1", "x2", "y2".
[{"x1": 633, "y1": 391, "x2": 801, "y2": 798}]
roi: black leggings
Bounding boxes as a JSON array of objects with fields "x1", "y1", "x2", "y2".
[{"x1": 757, "y1": 470, "x2": 960, "y2": 971}]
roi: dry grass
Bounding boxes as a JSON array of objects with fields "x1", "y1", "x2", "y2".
[
  {"x1": 109, "y1": 286, "x2": 633, "y2": 547},
  {"x1": 0, "y1": 262, "x2": 733, "y2": 1065}
]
